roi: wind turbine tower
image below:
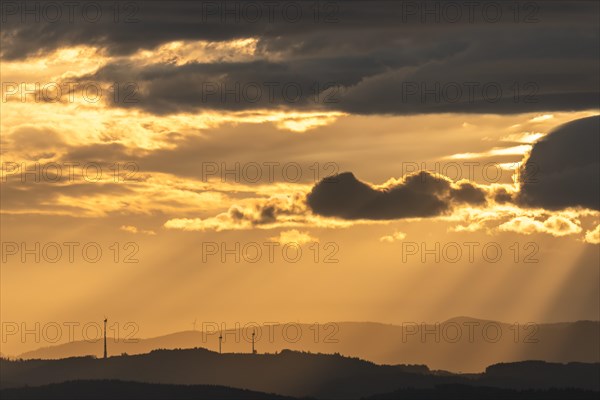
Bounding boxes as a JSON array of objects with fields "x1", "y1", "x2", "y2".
[
  {"x1": 219, "y1": 333, "x2": 223, "y2": 354},
  {"x1": 251, "y1": 330, "x2": 256, "y2": 354},
  {"x1": 103, "y1": 317, "x2": 108, "y2": 359}
]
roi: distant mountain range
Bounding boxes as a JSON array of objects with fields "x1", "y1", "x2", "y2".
[
  {"x1": 1, "y1": 349, "x2": 598, "y2": 399},
  {"x1": 14, "y1": 318, "x2": 599, "y2": 372}
]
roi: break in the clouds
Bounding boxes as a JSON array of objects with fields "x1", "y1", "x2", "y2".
[
  {"x1": 518, "y1": 116, "x2": 600, "y2": 210},
  {"x1": 295, "y1": 115, "x2": 599, "y2": 241},
  {"x1": 304, "y1": 116, "x2": 599, "y2": 223},
  {"x1": 3, "y1": 1, "x2": 598, "y2": 115}
]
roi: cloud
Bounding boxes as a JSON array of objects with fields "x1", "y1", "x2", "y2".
[
  {"x1": 306, "y1": 171, "x2": 487, "y2": 220},
  {"x1": 64, "y1": 34, "x2": 599, "y2": 115},
  {"x1": 269, "y1": 229, "x2": 318, "y2": 245},
  {"x1": 0, "y1": 178, "x2": 134, "y2": 217},
  {"x1": 447, "y1": 145, "x2": 532, "y2": 160},
  {"x1": 164, "y1": 192, "x2": 345, "y2": 231},
  {"x1": 498, "y1": 215, "x2": 582, "y2": 237},
  {"x1": 7, "y1": 126, "x2": 66, "y2": 156},
  {"x1": 517, "y1": 116, "x2": 600, "y2": 210},
  {"x1": 0, "y1": 168, "x2": 228, "y2": 218},
  {"x1": 379, "y1": 231, "x2": 407, "y2": 243},
  {"x1": 120, "y1": 225, "x2": 156, "y2": 235},
  {"x1": 492, "y1": 186, "x2": 515, "y2": 204},
  {"x1": 584, "y1": 224, "x2": 600, "y2": 244},
  {"x1": 9, "y1": 0, "x2": 598, "y2": 60}
]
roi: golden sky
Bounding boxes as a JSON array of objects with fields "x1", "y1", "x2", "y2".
[{"x1": 1, "y1": 1, "x2": 599, "y2": 357}]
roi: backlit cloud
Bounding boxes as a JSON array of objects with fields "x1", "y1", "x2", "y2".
[
  {"x1": 498, "y1": 215, "x2": 582, "y2": 237},
  {"x1": 584, "y1": 224, "x2": 600, "y2": 244},
  {"x1": 269, "y1": 229, "x2": 318, "y2": 245},
  {"x1": 518, "y1": 116, "x2": 600, "y2": 210},
  {"x1": 307, "y1": 171, "x2": 487, "y2": 220},
  {"x1": 379, "y1": 231, "x2": 407, "y2": 243}
]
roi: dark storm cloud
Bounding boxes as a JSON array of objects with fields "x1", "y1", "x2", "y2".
[
  {"x1": 4, "y1": 1, "x2": 598, "y2": 115},
  {"x1": 335, "y1": 28, "x2": 600, "y2": 114},
  {"x1": 77, "y1": 41, "x2": 464, "y2": 114},
  {"x1": 518, "y1": 116, "x2": 600, "y2": 211},
  {"x1": 75, "y1": 27, "x2": 598, "y2": 115},
  {"x1": 306, "y1": 171, "x2": 487, "y2": 220},
  {"x1": 1, "y1": 1, "x2": 597, "y2": 59}
]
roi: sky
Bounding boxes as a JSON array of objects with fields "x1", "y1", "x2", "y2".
[{"x1": 0, "y1": 0, "x2": 599, "y2": 356}]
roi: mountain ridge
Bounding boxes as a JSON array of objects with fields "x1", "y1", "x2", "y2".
[
  {"x1": 11, "y1": 318, "x2": 599, "y2": 372},
  {"x1": 2, "y1": 348, "x2": 598, "y2": 399}
]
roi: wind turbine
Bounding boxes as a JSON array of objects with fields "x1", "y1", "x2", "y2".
[
  {"x1": 219, "y1": 333, "x2": 223, "y2": 354},
  {"x1": 103, "y1": 316, "x2": 108, "y2": 359},
  {"x1": 192, "y1": 319, "x2": 197, "y2": 331},
  {"x1": 251, "y1": 330, "x2": 256, "y2": 354}
]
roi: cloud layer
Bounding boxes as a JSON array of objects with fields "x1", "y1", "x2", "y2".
[{"x1": 4, "y1": 1, "x2": 598, "y2": 115}]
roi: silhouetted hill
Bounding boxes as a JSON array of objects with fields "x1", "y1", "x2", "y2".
[
  {"x1": 0, "y1": 349, "x2": 432, "y2": 399},
  {"x1": 367, "y1": 384, "x2": 600, "y2": 400},
  {"x1": 480, "y1": 361, "x2": 600, "y2": 390},
  {"x1": 1, "y1": 349, "x2": 598, "y2": 399},
  {"x1": 2, "y1": 381, "x2": 599, "y2": 400},
  {"x1": 14, "y1": 319, "x2": 600, "y2": 372},
  {"x1": 0, "y1": 380, "x2": 294, "y2": 400}
]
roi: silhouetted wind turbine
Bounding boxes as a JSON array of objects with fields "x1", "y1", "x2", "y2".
[
  {"x1": 103, "y1": 317, "x2": 107, "y2": 359},
  {"x1": 192, "y1": 319, "x2": 197, "y2": 331},
  {"x1": 219, "y1": 333, "x2": 222, "y2": 354},
  {"x1": 251, "y1": 330, "x2": 256, "y2": 354}
]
